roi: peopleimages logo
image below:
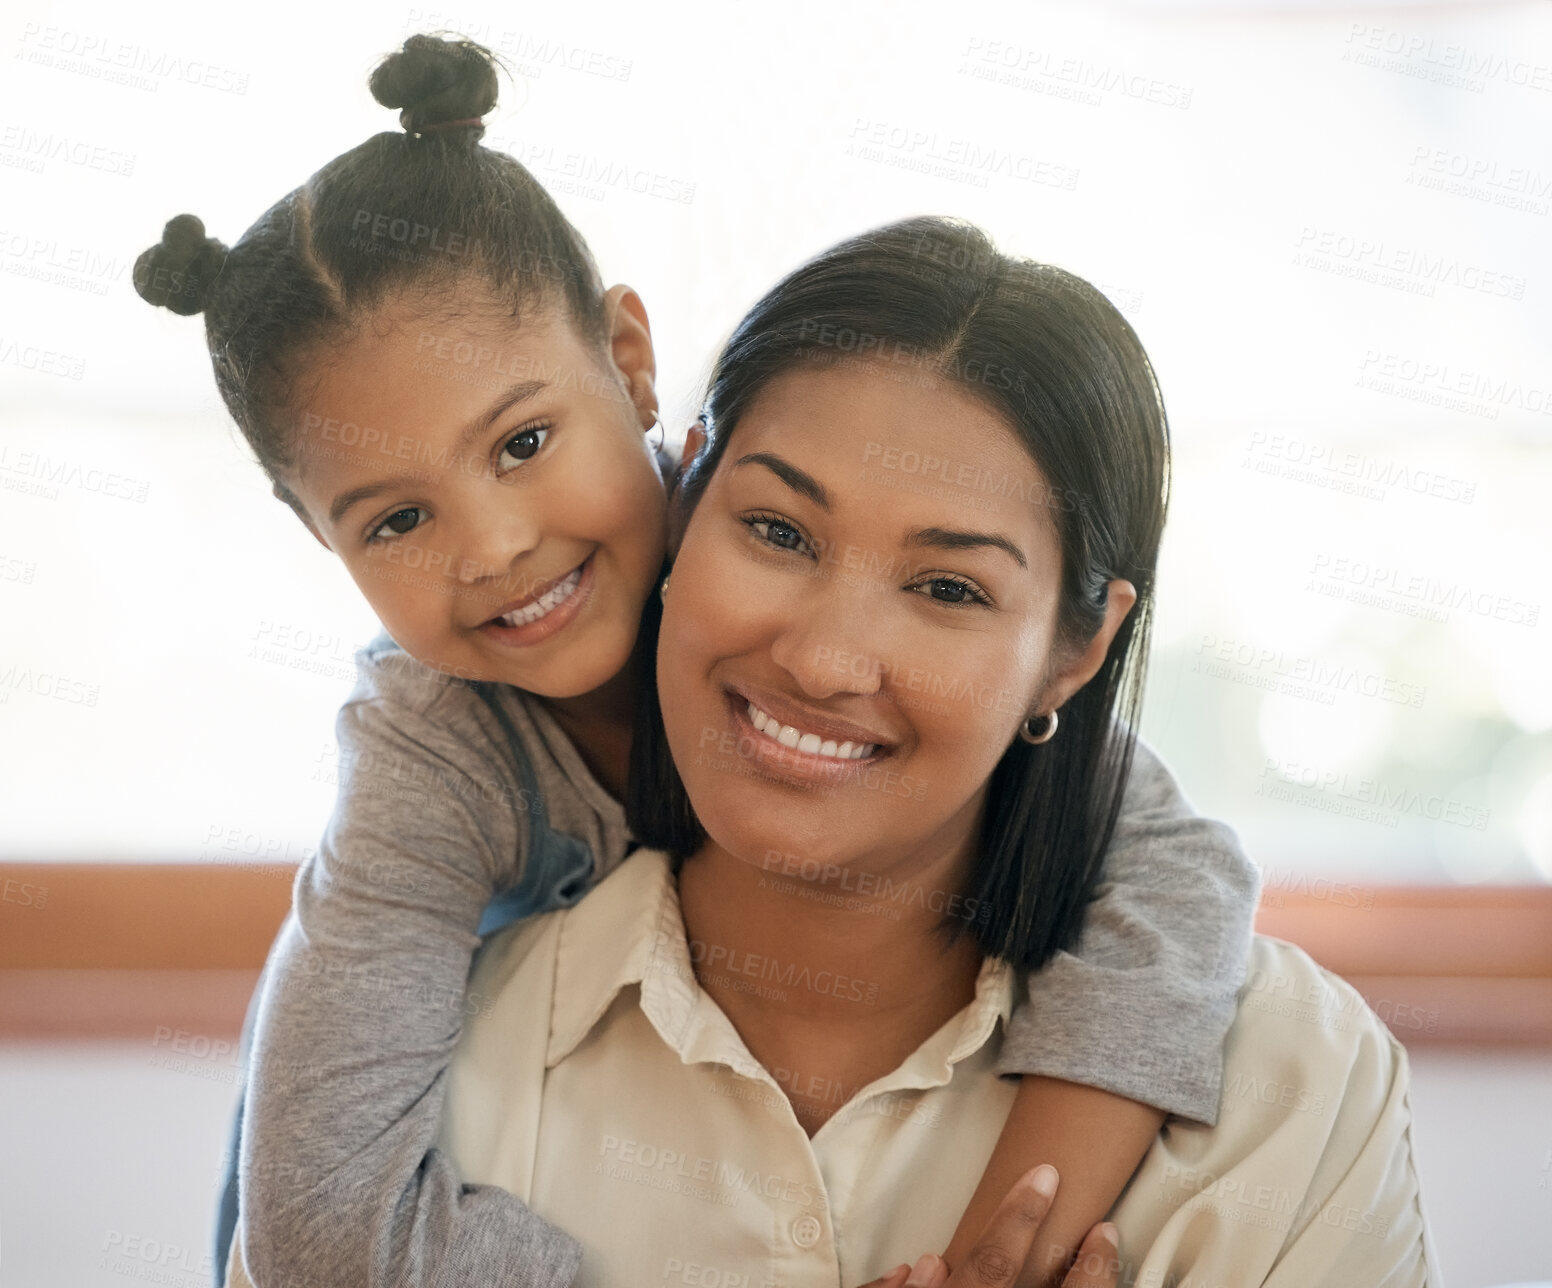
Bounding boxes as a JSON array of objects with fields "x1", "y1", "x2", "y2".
[{"x1": 1259, "y1": 758, "x2": 1491, "y2": 831}]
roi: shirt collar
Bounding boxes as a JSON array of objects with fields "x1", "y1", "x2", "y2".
[{"x1": 549, "y1": 849, "x2": 1016, "y2": 1090}]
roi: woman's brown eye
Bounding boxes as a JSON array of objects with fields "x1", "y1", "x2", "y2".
[
  {"x1": 747, "y1": 517, "x2": 807, "y2": 552},
  {"x1": 930, "y1": 578, "x2": 969, "y2": 602}
]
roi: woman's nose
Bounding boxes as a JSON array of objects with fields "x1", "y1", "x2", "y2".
[{"x1": 768, "y1": 578, "x2": 887, "y2": 701}]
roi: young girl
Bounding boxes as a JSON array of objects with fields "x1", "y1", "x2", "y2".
[{"x1": 133, "y1": 34, "x2": 1258, "y2": 1288}]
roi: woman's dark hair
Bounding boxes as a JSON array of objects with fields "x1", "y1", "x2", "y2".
[
  {"x1": 628, "y1": 216, "x2": 1171, "y2": 974},
  {"x1": 132, "y1": 34, "x2": 607, "y2": 506}
]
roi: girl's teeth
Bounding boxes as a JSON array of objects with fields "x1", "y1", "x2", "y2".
[
  {"x1": 497, "y1": 567, "x2": 581, "y2": 627},
  {"x1": 742, "y1": 702, "x2": 877, "y2": 761}
]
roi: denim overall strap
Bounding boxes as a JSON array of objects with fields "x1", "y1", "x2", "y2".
[{"x1": 469, "y1": 682, "x2": 595, "y2": 936}]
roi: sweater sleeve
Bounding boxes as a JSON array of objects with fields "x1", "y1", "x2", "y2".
[
  {"x1": 237, "y1": 649, "x2": 587, "y2": 1288},
  {"x1": 994, "y1": 736, "x2": 1260, "y2": 1124}
]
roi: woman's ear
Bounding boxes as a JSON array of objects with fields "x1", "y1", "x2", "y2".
[
  {"x1": 664, "y1": 417, "x2": 709, "y2": 559},
  {"x1": 1040, "y1": 579, "x2": 1137, "y2": 712},
  {"x1": 601, "y1": 284, "x2": 657, "y2": 425},
  {"x1": 679, "y1": 417, "x2": 706, "y2": 473}
]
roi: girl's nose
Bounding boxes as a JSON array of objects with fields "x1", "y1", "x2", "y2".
[{"x1": 452, "y1": 484, "x2": 542, "y2": 587}]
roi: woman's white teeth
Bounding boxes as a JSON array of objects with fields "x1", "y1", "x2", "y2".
[
  {"x1": 745, "y1": 702, "x2": 876, "y2": 760},
  {"x1": 497, "y1": 567, "x2": 581, "y2": 627}
]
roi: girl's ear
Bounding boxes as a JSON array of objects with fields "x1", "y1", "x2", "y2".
[{"x1": 601, "y1": 284, "x2": 657, "y2": 425}]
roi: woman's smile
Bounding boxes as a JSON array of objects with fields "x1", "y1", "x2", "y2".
[
  {"x1": 658, "y1": 358, "x2": 1065, "y2": 872},
  {"x1": 717, "y1": 678, "x2": 894, "y2": 788}
]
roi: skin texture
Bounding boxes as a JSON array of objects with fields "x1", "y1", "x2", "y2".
[
  {"x1": 278, "y1": 284, "x2": 667, "y2": 791},
  {"x1": 943, "y1": 1080, "x2": 1163, "y2": 1288},
  {"x1": 857, "y1": 1168, "x2": 1121, "y2": 1288},
  {"x1": 662, "y1": 360, "x2": 1143, "y2": 1283}
]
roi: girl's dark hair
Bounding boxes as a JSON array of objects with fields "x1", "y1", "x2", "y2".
[
  {"x1": 133, "y1": 34, "x2": 607, "y2": 504},
  {"x1": 628, "y1": 217, "x2": 1171, "y2": 973}
]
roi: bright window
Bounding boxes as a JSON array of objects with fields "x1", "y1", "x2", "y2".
[{"x1": 2, "y1": 0, "x2": 1547, "y2": 885}]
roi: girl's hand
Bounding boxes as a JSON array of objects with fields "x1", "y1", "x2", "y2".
[{"x1": 852, "y1": 1167, "x2": 1121, "y2": 1288}]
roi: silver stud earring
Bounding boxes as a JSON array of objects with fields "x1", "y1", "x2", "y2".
[
  {"x1": 659, "y1": 574, "x2": 670, "y2": 604},
  {"x1": 645, "y1": 412, "x2": 665, "y2": 453},
  {"x1": 1018, "y1": 710, "x2": 1059, "y2": 745}
]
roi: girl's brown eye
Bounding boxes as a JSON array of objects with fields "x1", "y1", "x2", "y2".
[
  {"x1": 370, "y1": 506, "x2": 427, "y2": 541},
  {"x1": 498, "y1": 427, "x2": 549, "y2": 470}
]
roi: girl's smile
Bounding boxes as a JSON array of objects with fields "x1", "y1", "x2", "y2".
[
  {"x1": 475, "y1": 553, "x2": 592, "y2": 646},
  {"x1": 281, "y1": 290, "x2": 667, "y2": 699}
]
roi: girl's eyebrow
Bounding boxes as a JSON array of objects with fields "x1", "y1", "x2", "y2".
[
  {"x1": 458, "y1": 378, "x2": 549, "y2": 453},
  {"x1": 734, "y1": 450, "x2": 1028, "y2": 568},
  {"x1": 327, "y1": 379, "x2": 549, "y2": 525}
]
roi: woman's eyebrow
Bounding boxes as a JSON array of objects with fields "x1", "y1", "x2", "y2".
[
  {"x1": 732, "y1": 452, "x2": 830, "y2": 509},
  {"x1": 904, "y1": 526, "x2": 1028, "y2": 569},
  {"x1": 733, "y1": 451, "x2": 1027, "y2": 567}
]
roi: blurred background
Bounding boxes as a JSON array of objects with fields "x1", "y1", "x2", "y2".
[{"x1": 1, "y1": 0, "x2": 1548, "y2": 1284}]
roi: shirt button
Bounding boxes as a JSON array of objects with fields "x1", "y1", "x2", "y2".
[{"x1": 791, "y1": 1213, "x2": 823, "y2": 1248}]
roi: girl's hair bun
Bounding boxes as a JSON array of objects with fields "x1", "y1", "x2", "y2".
[
  {"x1": 133, "y1": 214, "x2": 228, "y2": 316},
  {"x1": 371, "y1": 33, "x2": 499, "y2": 137}
]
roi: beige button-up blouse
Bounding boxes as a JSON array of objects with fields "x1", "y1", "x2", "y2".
[{"x1": 431, "y1": 848, "x2": 1436, "y2": 1287}]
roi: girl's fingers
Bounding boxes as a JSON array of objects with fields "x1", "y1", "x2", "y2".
[
  {"x1": 854, "y1": 1266, "x2": 914, "y2": 1288},
  {"x1": 1060, "y1": 1222, "x2": 1121, "y2": 1288},
  {"x1": 902, "y1": 1253, "x2": 952, "y2": 1288},
  {"x1": 937, "y1": 1164, "x2": 1059, "y2": 1287}
]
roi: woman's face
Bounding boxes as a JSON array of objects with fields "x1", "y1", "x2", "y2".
[{"x1": 658, "y1": 357, "x2": 1108, "y2": 879}]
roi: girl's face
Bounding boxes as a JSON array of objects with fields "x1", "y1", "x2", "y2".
[
  {"x1": 658, "y1": 359, "x2": 1130, "y2": 877},
  {"x1": 280, "y1": 287, "x2": 668, "y2": 697}
]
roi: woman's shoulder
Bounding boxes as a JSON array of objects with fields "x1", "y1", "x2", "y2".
[
  {"x1": 1220, "y1": 935, "x2": 1418, "y2": 1232},
  {"x1": 1238, "y1": 935, "x2": 1394, "y2": 1033},
  {"x1": 1112, "y1": 935, "x2": 1430, "y2": 1282},
  {"x1": 1230, "y1": 935, "x2": 1404, "y2": 1097}
]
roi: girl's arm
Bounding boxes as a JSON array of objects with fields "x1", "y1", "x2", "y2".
[
  {"x1": 237, "y1": 638, "x2": 626, "y2": 1288},
  {"x1": 943, "y1": 736, "x2": 1260, "y2": 1288}
]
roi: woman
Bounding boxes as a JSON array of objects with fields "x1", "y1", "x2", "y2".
[{"x1": 231, "y1": 216, "x2": 1434, "y2": 1286}]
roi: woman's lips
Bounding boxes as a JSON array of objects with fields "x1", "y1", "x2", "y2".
[
  {"x1": 722, "y1": 689, "x2": 890, "y2": 786},
  {"x1": 477, "y1": 555, "x2": 593, "y2": 648},
  {"x1": 744, "y1": 700, "x2": 877, "y2": 760}
]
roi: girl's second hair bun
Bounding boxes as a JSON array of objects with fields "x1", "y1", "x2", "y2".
[
  {"x1": 371, "y1": 33, "x2": 500, "y2": 137},
  {"x1": 132, "y1": 214, "x2": 228, "y2": 316}
]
